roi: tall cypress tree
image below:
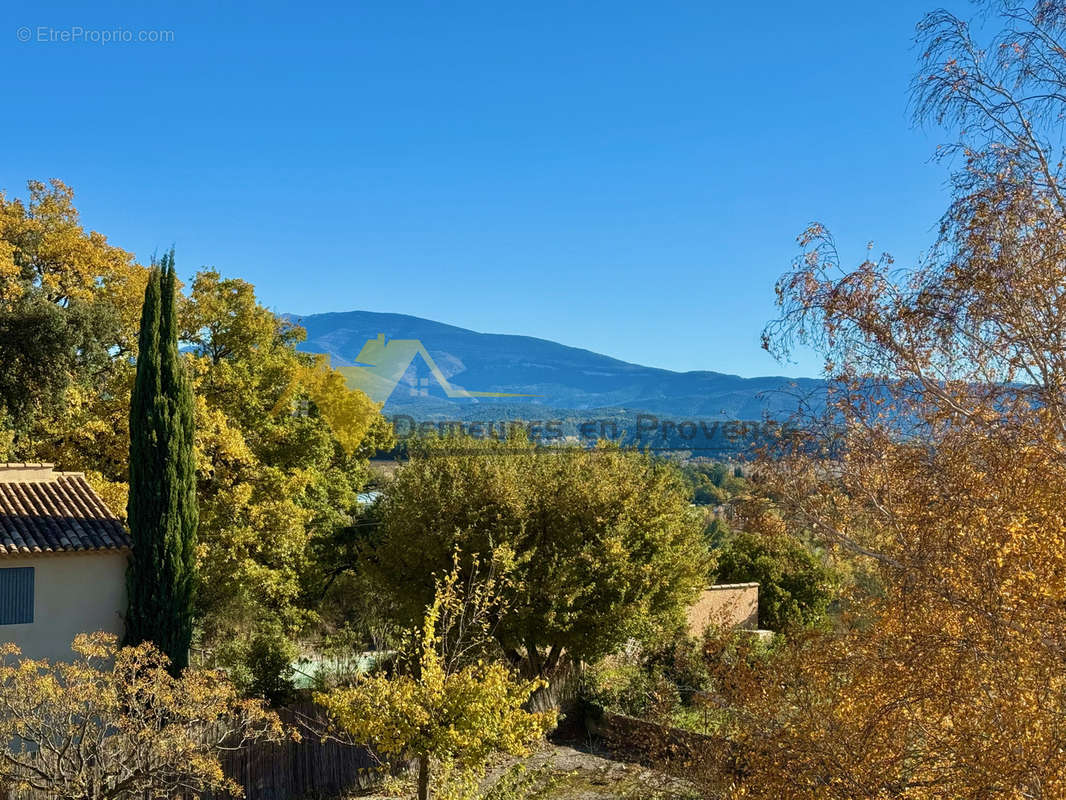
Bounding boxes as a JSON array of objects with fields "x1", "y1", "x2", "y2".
[{"x1": 125, "y1": 250, "x2": 198, "y2": 674}]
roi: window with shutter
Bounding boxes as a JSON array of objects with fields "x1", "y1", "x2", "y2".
[{"x1": 0, "y1": 567, "x2": 34, "y2": 625}]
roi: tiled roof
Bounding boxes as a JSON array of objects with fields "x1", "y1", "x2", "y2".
[{"x1": 0, "y1": 465, "x2": 130, "y2": 556}]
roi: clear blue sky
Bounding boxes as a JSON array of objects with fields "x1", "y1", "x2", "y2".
[{"x1": 2, "y1": 0, "x2": 963, "y2": 377}]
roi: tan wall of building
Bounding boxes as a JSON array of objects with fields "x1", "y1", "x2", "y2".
[
  {"x1": 0, "y1": 551, "x2": 127, "y2": 661},
  {"x1": 686, "y1": 582, "x2": 759, "y2": 635}
]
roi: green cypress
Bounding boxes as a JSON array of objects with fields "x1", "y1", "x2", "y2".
[{"x1": 125, "y1": 250, "x2": 198, "y2": 674}]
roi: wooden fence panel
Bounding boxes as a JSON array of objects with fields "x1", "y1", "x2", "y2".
[
  {"x1": 205, "y1": 702, "x2": 385, "y2": 800},
  {"x1": 3, "y1": 702, "x2": 386, "y2": 800},
  {"x1": 3, "y1": 674, "x2": 585, "y2": 800}
]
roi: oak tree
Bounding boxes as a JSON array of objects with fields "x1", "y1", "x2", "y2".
[{"x1": 372, "y1": 437, "x2": 710, "y2": 675}]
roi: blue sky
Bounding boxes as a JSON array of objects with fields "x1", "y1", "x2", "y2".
[{"x1": 2, "y1": 0, "x2": 963, "y2": 377}]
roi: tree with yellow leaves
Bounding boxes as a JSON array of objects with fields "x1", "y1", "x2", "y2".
[
  {"x1": 688, "y1": 3, "x2": 1066, "y2": 797},
  {"x1": 0, "y1": 179, "x2": 143, "y2": 441},
  {"x1": 317, "y1": 556, "x2": 555, "y2": 800},
  {"x1": 179, "y1": 269, "x2": 392, "y2": 694},
  {"x1": 0, "y1": 180, "x2": 393, "y2": 697},
  {"x1": 0, "y1": 632, "x2": 283, "y2": 799}
]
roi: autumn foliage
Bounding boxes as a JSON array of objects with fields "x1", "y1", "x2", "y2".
[
  {"x1": 692, "y1": 3, "x2": 1066, "y2": 797},
  {"x1": 0, "y1": 179, "x2": 392, "y2": 687},
  {"x1": 317, "y1": 558, "x2": 555, "y2": 800},
  {"x1": 0, "y1": 633, "x2": 283, "y2": 800}
]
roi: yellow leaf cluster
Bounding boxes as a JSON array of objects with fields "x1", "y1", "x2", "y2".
[{"x1": 0, "y1": 632, "x2": 285, "y2": 799}]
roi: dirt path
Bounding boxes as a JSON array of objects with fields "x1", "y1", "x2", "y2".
[
  {"x1": 506, "y1": 742, "x2": 702, "y2": 799},
  {"x1": 356, "y1": 742, "x2": 703, "y2": 799}
]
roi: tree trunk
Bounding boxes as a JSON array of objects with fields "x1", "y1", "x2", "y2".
[
  {"x1": 524, "y1": 637, "x2": 542, "y2": 676},
  {"x1": 544, "y1": 643, "x2": 562, "y2": 674},
  {"x1": 418, "y1": 755, "x2": 431, "y2": 800}
]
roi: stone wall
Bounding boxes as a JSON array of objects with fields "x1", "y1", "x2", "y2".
[{"x1": 584, "y1": 707, "x2": 735, "y2": 783}]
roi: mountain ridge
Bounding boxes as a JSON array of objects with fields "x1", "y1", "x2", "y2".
[
  {"x1": 289, "y1": 310, "x2": 825, "y2": 422},
  {"x1": 291, "y1": 310, "x2": 800, "y2": 381}
]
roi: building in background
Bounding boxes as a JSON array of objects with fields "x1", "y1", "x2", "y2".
[
  {"x1": 687, "y1": 582, "x2": 773, "y2": 641},
  {"x1": 0, "y1": 464, "x2": 128, "y2": 661}
]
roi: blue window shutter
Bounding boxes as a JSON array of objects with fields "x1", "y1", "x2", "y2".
[{"x1": 0, "y1": 567, "x2": 34, "y2": 625}]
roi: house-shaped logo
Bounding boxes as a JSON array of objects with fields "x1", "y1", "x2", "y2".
[{"x1": 340, "y1": 334, "x2": 537, "y2": 405}]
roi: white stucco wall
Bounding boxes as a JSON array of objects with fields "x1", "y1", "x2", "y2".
[{"x1": 0, "y1": 551, "x2": 127, "y2": 661}]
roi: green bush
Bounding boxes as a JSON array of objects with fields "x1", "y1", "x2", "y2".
[
  {"x1": 682, "y1": 462, "x2": 748, "y2": 506},
  {"x1": 231, "y1": 627, "x2": 298, "y2": 706},
  {"x1": 713, "y1": 530, "x2": 836, "y2": 633},
  {"x1": 583, "y1": 658, "x2": 674, "y2": 718}
]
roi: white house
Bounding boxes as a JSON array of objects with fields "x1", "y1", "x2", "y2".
[{"x1": 0, "y1": 463, "x2": 128, "y2": 661}]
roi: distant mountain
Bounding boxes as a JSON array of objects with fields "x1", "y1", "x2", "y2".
[{"x1": 289, "y1": 311, "x2": 825, "y2": 429}]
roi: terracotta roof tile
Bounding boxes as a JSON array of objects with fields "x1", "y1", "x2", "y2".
[{"x1": 0, "y1": 472, "x2": 130, "y2": 556}]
